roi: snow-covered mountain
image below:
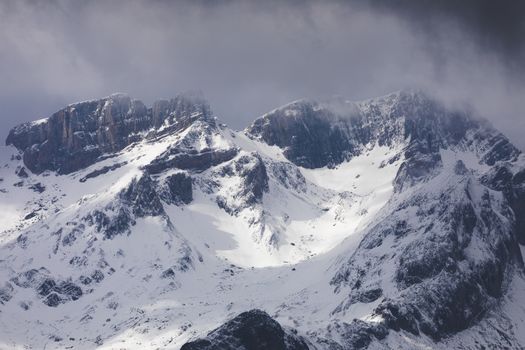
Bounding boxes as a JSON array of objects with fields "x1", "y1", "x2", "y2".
[{"x1": 1, "y1": 90, "x2": 524, "y2": 349}]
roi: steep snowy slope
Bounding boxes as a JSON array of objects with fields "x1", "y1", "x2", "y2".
[{"x1": 0, "y1": 90, "x2": 524, "y2": 349}]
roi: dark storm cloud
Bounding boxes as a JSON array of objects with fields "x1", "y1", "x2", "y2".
[
  {"x1": 365, "y1": 0, "x2": 525, "y2": 69},
  {"x1": 0, "y1": 0, "x2": 524, "y2": 148}
]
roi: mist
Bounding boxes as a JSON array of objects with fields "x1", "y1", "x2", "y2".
[{"x1": 0, "y1": 0, "x2": 523, "y2": 148}]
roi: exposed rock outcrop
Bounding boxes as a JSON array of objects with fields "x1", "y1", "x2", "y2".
[
  {"x1": 215, "y1": 153, "x2": 269, "y2": 215},
  {"x1": 332, "y1": 170, "x2": 522, "y2": 341},
  {"x1": 11, "y1": 268, "x2": 83, "y2": 307},
  {"x1": 247, "y1": 91, "x2": 520, "y2": 193},
  {"x1": 6, "y1": 94, "x2": 149, "y2": 174},
  {"x1": 181, "y1": 309, "x2": 309, "y2": 350},
  {"x1": 160, "y1": 173, "x2": 193, "y2": 205},
  {"x1": 482, "y1": 163, "x2": 525, "y2": 244},
  {"x1": 84, "y1": 172, "x2": 167, "y2": 239},
  {"x1": 6, "y1": 92, "x2": 215, "y2": 174},
  {"x1": 145, "y1": 119, "x2": 238, "y2": 175}
]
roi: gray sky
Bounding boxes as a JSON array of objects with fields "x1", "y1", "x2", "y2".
[{"x1": 1, "y1": 0, "x2": 524, "y2": 148}]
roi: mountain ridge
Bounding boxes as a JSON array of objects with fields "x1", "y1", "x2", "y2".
[{"x1": 1, "y1": 89, "x2": 524, "y2": 349}]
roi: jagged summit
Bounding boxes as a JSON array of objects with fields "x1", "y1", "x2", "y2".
[
  {"x1": 8, "y1": 89, "x2": 519, "y2": 175},
  {"x1": 246, "y1": 89, "x2": 519, "y2": 170},
  {"x1": 255, "y1": 89, "x2": 424, "y2": 119},
  {"x1": 6, "y1": 92, "x2": 216, "y2": 174}
]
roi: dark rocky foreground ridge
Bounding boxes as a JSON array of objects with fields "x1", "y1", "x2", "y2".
[
  {"x1": 181, "y1": 309, "x2": 310, "y2": 350},
  {"x1": 3, "y1": 89, "x2": 525, "y2": 349}
]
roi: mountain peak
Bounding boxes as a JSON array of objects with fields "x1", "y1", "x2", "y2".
[
  {"x1": 6, "y1": 92, "x2": 215, "y2": 174},
  {"x1": 152, "y1": 91, "x2": 213, "y2": 131},
  {"x1": 246, "y1": 90, "x2": 520, "y2": 171},
  {"x1": 7, "y1": 90, "x2": 520, "y2": 176}
]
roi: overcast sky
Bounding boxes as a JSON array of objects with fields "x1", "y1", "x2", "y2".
[{"x1": 1, "y1": 0, "x2": 524, "y2": 148}]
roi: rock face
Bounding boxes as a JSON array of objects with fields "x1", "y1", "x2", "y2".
[
  {"x1": 84, "y1": 172, "x2": 168, "y2": 240},
  {"x1": 160, "y1": 173, "x2": 193, "y2": 205},
  {"x1": 246, "y1": 98, "x2": 366, "y2": 169},
  {"x1": 246, "y1": 91, "x2": 520, "y2": 182},
  {"x1": 144, "y1": 118, "x2": 238, "y2": 175},
  {"x1": 151, "y1": 92, "x2": 212, "y2": 133},
  {"x1": 214, "y1": 153, "x2": 269, "y2": 215},
  {"x1": 6, "y1": 92, "x2": 214, "y2": 174},
  {"x1": 119, "y1": 173, "x2": 165, "y2": 218},
  {"x1": 0, "y1": 283, "x2": 14, "y2": 305},
  {"x1": 181, "y1": 309, "x2": 309, "y2": 350},
  {"x1": 11, "y1": 268, "x2": 83, "y2": 307},
  {"x1": 331, "y1": 163, "x2": 522, "y2": 341},
  {"x1": 6, "y1": 94, "x2": 149, "y2": 174},
  {"x1": 482, "y1": 164, "x2": 525, "y2": 244}
]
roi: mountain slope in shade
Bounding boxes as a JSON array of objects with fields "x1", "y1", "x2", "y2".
[{"x1": 0, "y1": 90, "x2": 524, "y2": 349}]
